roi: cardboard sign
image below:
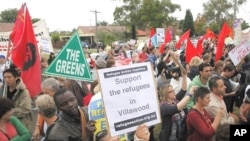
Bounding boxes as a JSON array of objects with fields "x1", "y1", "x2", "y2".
[
  {"x1": 44, "y1": 32, "x2": 92, "y2": 82},
  {"x1": 98, "y1": 62, "x2": 161, "y2": 136}
]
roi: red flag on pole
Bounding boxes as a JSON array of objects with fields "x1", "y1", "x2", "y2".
[
  {"x1": 186, "y1": 39, "x2": 199, "y2": 63},
  {"x1": 159, "y1": 30, "x2": 172, "y2": 54},
  {"x1": 215, "y1": 22, "x2": 231, "y2": 62},
  {"x1": 148, "y1": 28, "x2": 155, "y2": 48},
  {"x1": 164, "y1": 29, "x2": 172, "y2": 44},
  {"x1": 204, "y1": 28, "x2": 217, "y2": 39},
  {"x1": 196, "y1": 36, "x2": 204, "y2": 57},
  {"x1": 176, "y1": 29, "x2": 190, "y2": 50},
  {"x1": 10, "y1": 3, "x2": 41, "y2": 98}
]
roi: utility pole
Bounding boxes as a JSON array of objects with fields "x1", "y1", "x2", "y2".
[
  {"x1": 233, "y1": 0, "x2": 237, "y2": 22},
  {"x1": 90, "y1": 10, "x2": 100, "y2": 44}
]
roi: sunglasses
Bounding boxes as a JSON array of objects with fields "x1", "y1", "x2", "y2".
[{"x1": 95, "y1": 130, "x2": 108, "y2": 141}]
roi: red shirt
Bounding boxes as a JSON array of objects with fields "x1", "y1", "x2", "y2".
[
  {"x1": 139, "y1": 52, "x2": 148, "y2": 62},
  {"x1": 187, "y1": 109, "x2": 215, "y2": 141},
  {"x1": 0, "y1": 122, "x2": 17, "y2": 141}
]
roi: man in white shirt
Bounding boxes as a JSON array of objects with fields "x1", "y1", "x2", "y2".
[{"x1": 205, "y1": 77, "x2": 239, "y2": 125}]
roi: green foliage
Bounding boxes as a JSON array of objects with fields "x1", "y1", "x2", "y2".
[
  {"x1": 51, "y1": 33, "x2": 60, "y2": 43},
  {"x1": 209, "y1": 22, "x2": 220, "y2": 34},
  {"x1": 0, "y1": 8, "x2": 41, "y2": 23},
  {"x1": 97, "y1": 21, "x2": 109, "y2": 26},
  {"x1": 183, "y1": 9, "x2": 195, "y2": 36},
  {"x1": 131, "y1": 24, "x2": 136, "y2": 39},
  {"x1": 0, "y1": 8, "x2": 18, "y2": 23},
  {"x1": 113, "y1": 0, "x2": 180, "y2": 29},
  {"x1": 32, "y1": 18, "x2": 40, "y2": 23},
  {"x1": 203, "y1": 0, "x2": 247, "y2": 26},
  {"x1": 97, "y1": 29, "x2": 127, "y2": 45}
]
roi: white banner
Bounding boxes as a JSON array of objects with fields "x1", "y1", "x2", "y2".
[
  {"x1": 156, "y1": 28, "x2": 165, "y2": 44},
  {"x1": 98, "y1": 62, "x2": 161, "y2": 136},
  {"x1": 0, "y1": 19, "x2": 53, "y2": 57},
  {"x1": 233, "y1": 19, "x2": 242, "y2": 46},
  {"x1": 228, "y1": 39, "x2": 250, "y2": 66}
]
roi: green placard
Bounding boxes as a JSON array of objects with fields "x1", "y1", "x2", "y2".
[{"x1": 44, "y1": 32, "x2": 92, "y2": 82}]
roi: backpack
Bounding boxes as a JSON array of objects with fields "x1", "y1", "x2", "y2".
[
  {"x1": 235, "y1": 70, "x2": 250, "y2": 107},
  {"x1": 177, "y1": 109, "x2": 198, "y2": 141}
]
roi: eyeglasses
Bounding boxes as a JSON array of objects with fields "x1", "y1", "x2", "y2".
[{"x1": 95, "y1": 130, "x2": 108, "y2": 141}]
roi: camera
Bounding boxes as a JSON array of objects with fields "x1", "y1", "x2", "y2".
[{"x1": 166, "y1": 66, "x2": 182, "y2": 79}]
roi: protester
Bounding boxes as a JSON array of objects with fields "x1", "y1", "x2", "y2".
[
  {"x1": 220, "y1": 63, "x2": 236, "y2": 113},
  {"x1": 0, "y1": 97, "x2": 31, "y2": 141},
  {"x1": 206, "y1": 77, "x2": 239, "y2": 125},
  {"x1": 159, "y1": 70, "x2": 194, "y2": 141},
  {"x1": 35, "y1": 94, "x2": 57, "y2": 141},
  {"x1": 47, "y1": 88, "x2": 96, "y2": 141},
  {"x1": 186, "y1": 63, "x2": 212, "y2": 109},
  {"x1": 47, "y1": 52, "x2": 55, "y2": 65},
  {"x1": 186, "y1": 87, "x2": 223, "y2": 141},
  {"x1": 33, "y1": 77, "x2": 60, "y2": 140},
  {"x1": 2, "y1": 69, "x2": 33, "y2": 133}
]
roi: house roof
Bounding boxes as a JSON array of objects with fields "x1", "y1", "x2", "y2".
[
  {"x1": 77, "y1": 26, "x2": 127, "y2": 34},
  {"x1": 0, "y1": 23, "x2": 13, "y2": 32},
  {"x1": 137, "y1": 29, "x2": 147, "y2": 36}
]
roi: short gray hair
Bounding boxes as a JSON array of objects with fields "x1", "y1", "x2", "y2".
[
  {"x1": 41, "y1": 78, "x2": 60, "y2": 92},
  {"x1": 35, "y1": 94, "x2": 56, "y2": 118}
]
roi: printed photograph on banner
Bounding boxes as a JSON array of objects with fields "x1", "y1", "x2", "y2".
[{"x1": 97, "y1": 62, "x2": 161, "y2": 136}]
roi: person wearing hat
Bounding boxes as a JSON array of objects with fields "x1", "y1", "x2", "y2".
[{"x1": 92, "y1": 57, "x2": 107, "y2": 81}]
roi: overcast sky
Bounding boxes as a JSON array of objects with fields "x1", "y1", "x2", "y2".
[{"x1": 0, "y1": 0, "x2": 249, "y2": 31}]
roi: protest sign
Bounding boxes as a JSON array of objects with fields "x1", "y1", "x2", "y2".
[
  {"x1": 88, "y1": 92, "x2": 128, "y2": 140},
  {"x1": 44, "y1": 32, "x2": 92, "y2": 82},
  {"x1": 98, "y1": 62, "x2": 161, "y2": 136},
  {"x1": 228, "y1": 39, "x2": 250, "y2": 66}
]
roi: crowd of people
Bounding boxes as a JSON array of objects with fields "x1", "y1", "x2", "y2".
[{"x1": 0, "y1": 38, "x2": 249, "y2": 141}]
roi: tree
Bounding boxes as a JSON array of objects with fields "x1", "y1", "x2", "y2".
[
  {"x1": 194, "y1": 13, "x2": 206, "y2": 36},
  {"x1": 113, "y1": 0, "x2": 180, "y2": 29},
  {"x1": 203, "y1": 0, "x2": 247, "y2": 26},
  {"x1": 0, "y1": 8, "x2": 18, "y2": 23},
  {"x1": 97, "y1": 21, "x2": 109, "y2": 26},
  {"x1": 183, "y1": 9, "x2": 195, "y2": 37},
  {"x1": 0, "y1": 8, "x2": 41, "y2": 23},
  {"x1": 32, "y1": 18, "x2": 41, "y2": 23}
]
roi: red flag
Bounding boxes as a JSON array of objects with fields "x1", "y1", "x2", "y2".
[
  {"x1": 148, "y1": 28, "x2": 155, "y2": 48},
  {"x1": 186, "y1": 39, "x2": 199, "y2": 63},
  {"x1": 204, "y1": 28, "x2": 217, "y2": 39},
  {"x1": 159, "y1": 43, "x2": 165, "y2": 54},
  {"x1": 164, "y1": 29, "x2": 172, "y2": 44},
  {"x1": 176, "y1": 29, "x2": 190, "y2": 49},
  {"x1": 196, "y1": 36, "x2": 204, "y2": 57},
  {"x1": 215, "y1": 22, "x2": 231, "y2": 62},
  {"x1": 10, "y1": 3, "x2": 41, "y2": 98}
]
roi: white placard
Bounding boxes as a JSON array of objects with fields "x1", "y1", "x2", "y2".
[
  {"x1": 156, "y1": 28, "x2": 165, "y2": 44},
  {"x1": 98, "y1": 62, "x2": 161, "y2": 136},
  {"x1": 40, "y1": 37, "x2": 52, "y2": 53},
  {"x1": 228, "y1": 39, "x2": 250, "y2": 66}
]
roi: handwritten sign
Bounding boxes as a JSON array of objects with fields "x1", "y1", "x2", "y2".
[{"x1": 228, "y1": 39, "x2": 250, "y2": 66}]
